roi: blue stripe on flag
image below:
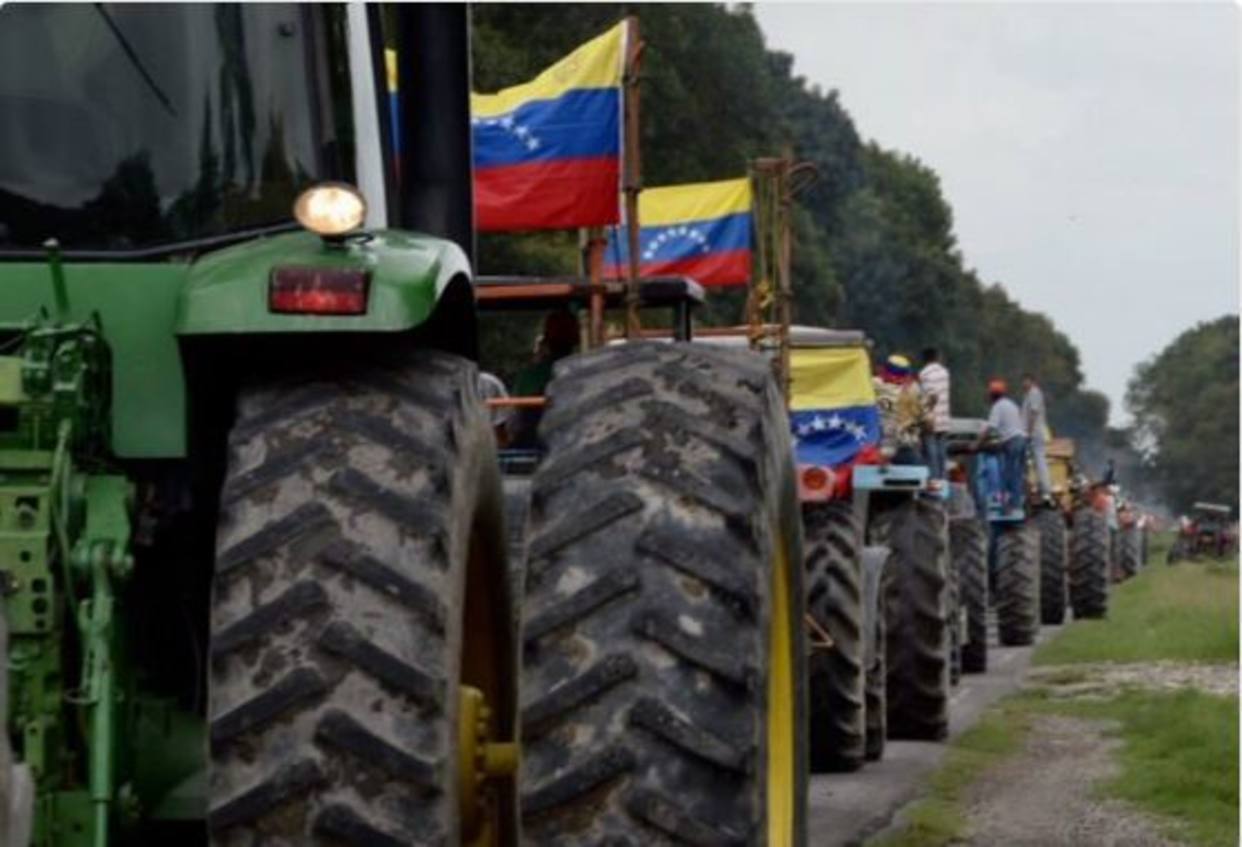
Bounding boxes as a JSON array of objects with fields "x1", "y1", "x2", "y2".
[
  {"x1": 473, "y1": 88, "x2": 620, "y2": 168},
  {"x1": 604, "y1": 212, "x2": 751, "y2": 267},
  {"x1": 790, "y1": 405, "x2": 881, "y2": 469}
]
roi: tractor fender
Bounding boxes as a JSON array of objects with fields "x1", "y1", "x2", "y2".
[
  {"x1": 176, "y1": 229, "x2": 471, "y2": 337},
  {"x1": 860, "y1": 544, "x2": 889, "y2": 667}
]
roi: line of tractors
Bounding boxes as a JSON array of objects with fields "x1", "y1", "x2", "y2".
[{"x1": 0, "y1": 5, "x2": 1171, "y2": 846}]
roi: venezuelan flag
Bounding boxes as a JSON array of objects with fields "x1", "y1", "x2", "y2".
[
  {"x1": 472, "y1": 23, "x2": 625, "y2": 232},
  {"x1": 603, "y1": 178, "x2": 753, "y2": 287},
  {"x1": 789, "y1": 346, "x2": 881, "y2": 469}
]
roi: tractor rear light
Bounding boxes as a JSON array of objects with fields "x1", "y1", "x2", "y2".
[
  {"x1": 269, "y1": 267, "x2": 369, "y2": 315},
  {"x1": 802, "y1": 466, "x2": 831, "y2": 492}
]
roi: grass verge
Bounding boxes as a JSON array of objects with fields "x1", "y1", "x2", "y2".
[
  {"x1": 867, "y1": 701, "x2": 1031, "y2": 847},
  {"x1": 868, "y1": 541, "x2": 1239, "y2": 846},
  {"x1": 1032, "y1": 687, "x2": 1239, "y2": 847},
  {"x1": 1034, "y1": 534, "x2": 1237, "y2": 666}
]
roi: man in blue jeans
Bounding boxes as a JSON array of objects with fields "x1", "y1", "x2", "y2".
[{"x1": 976, "y1": 378, "x2": 1027, "y2": 517}]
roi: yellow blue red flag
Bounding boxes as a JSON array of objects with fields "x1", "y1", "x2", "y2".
[
  {"x1": 471, "y1": 23, "x2": 626, "y2": 232},
  {"x1": 604, "y1": 177, "x2": 753, "y2": 287},
  {"x1": 789, "y1": 347, "x2": 881, "y2": 468}
]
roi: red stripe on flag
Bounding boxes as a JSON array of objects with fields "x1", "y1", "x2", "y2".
[
  {"x1": 475, "y1": 157, "x2": 620, "y2": 232},
  {"x1": 604, "y1": 249, "x2": 752, "y2": 288}
]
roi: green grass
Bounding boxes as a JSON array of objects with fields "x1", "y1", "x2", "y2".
[
  {"x1": 1035, "y1": 689, "x2": 1240, "y2": 847},
  {"x1": 1034, "y1": 537, "x2": 1238, "y2": 666},
  {"x1": 869, "y1": 538, "x2": 1239, "y2": 847},
  {"x1": 867, "y1": 702, "x2": 1031, "y2": 847}
]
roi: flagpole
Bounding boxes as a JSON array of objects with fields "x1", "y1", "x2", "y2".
[
  {"x1": 622, "y1": 15, "x2": 645, "y2": 339},
  {"x1": 586, "y1": 226, "x2": 606, "y2": 347}
]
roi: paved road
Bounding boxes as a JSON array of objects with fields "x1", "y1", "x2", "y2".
[{"x1": 808, "y1": 621, "x2": 1060, "y2": 847}]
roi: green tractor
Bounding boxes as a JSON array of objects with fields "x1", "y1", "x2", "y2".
[{"x1": 0, "y1": 5, "x2": 806, "y2": 846}]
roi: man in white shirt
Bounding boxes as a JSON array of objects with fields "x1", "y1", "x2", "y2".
[
  {"x1": 919, "y1": 347, "x2": 951, "y2": 479},
  {"x1": 1022, "y1": 373, "x2": 1052, "y2": 501}
]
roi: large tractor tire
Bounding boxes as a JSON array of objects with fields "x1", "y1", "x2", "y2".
[
  {"x1": 208, "y1": 353, "x2": 517, "y2": 846},
  {"x1": 950, "y1": 519, "x2": 989, "y2": 674},
  {"x1": 864, "y1": 584, "x2": 886, "y2": 762},
  {"x1": 875, "y1": 498, "x2": 949, "y2": 741},
  {"x1": 803, "y1": 502, "x2": 865, "y2": 773},
  {"x1": 520, "y1": 343, "x2": 806, "y2": 845},
  {"x1": 1035, "y1": 508, "x2": 1068, "y2": 625},
  {"x1": 995, "y1": 524, "x2": 1039, "y2": 646},
  {"x1": 1118, "y1": 525, "x2": 1141, "y2": 580},
  {"x1": 945, "y1": 525, "x2": 962, "y2": 688},
  {"x1": 1069, "y1": 508, "x2": 1110, "y2": 619}
]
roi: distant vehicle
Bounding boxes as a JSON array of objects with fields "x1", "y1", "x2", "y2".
[{"x1": 1168, "y1": 502, "x2": 1235, "y2": 562}]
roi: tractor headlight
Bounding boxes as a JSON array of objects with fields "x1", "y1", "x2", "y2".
[{"x1": 293, "y1": 183, "x2": 367, "y2": 238}]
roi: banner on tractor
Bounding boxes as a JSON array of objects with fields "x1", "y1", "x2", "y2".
[
  {"x1": 789, "y1": 347, "x2": 881, "y2": 468},
  {"x1": 471, "y1": 22, "x2": 626, "y2": 232},
  {"x1": 602, "y1": 177, "x2": 753, "y2": 287}
]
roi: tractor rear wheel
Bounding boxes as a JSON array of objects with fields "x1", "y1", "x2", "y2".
[
  {"x1": 804, "y1": 502, "x2": 865, "y2": 773},
  {"x1": 876, "y1": 498, "x2": 949, "y2": 741},
  {"x1": 1069, "y1": 509, "x2": 1110, "y2": 618},
  {"x1": 864, "y1": 582, "x2": 887, "y2": 762},
  {"x1": 950, "y1": 519, "x2": 989, "y2": 674},
  {"x1": 1035, "y1": 508, "x2": 1068, "y2": 625},
  {"x1": 208, "y1": 352, "x2": 517, "y2": 846},
  {"x1": 996, "y1": 524, "x2": 1039, "y2": 646},
  {"x1": 519, "y1": 343, "x2": 806, "y2": 845},
  {"x1": 1118, "y1": 526, "x2": 1141, "y2": 579}
]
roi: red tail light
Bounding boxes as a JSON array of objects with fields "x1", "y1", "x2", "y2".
[
  {"x1": 270, "y1": 267, "x2": 369, "y2": 315},
  {"x1": 802, "y1": 466, "x2": 831, "y2": 491}
]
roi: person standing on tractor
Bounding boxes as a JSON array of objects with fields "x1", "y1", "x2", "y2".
[
  {"x1": 977, "y1": 378, "x2": 1027, "y2": 518},
  {"x1": 874, "y1": 353, "x2": 928, "y2": 464},
  {"x1": 919, "y1": 347, "x2": 951, "y2": 480},
  {"x1": 1022, "y1": 372, "x2": 1053, "y2": 502}
]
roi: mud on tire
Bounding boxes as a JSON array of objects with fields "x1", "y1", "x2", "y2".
[
  {"x1": 208, "y1": 352, "x2": 516, "y2": 846},
  {"x1": 875, "y1": 498, "x2": 949, "y2": 741},
  {"x1": 803, "y1": 502, "x2": 865, "y2": 773},
  {"x1": 1035, "y1": 508, "x2": 1068, "y2": 625},
  {"x1": 1069, "y1": 508, "x2": 1110, "y2": 619},
  {"x1": 519, "y1": 343, "x2": 806, "y2": 845},
  {"x1": 950, "y1": 519, "x2": 988, "y2": 674}
]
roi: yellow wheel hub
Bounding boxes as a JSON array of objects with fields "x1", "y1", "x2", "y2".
[
  {"x1": 767, "y1": 535, "x2": 795, "y2": 847},
  {"x1": 459, "y1": 684, "x2": 518, "y2": 845}
]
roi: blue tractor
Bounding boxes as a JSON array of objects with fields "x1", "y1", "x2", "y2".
[{"x1": 945, "y1": 419, "x2": 1039, "y2": 655}]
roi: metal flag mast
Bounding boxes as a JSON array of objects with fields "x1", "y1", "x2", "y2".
[{"x1": 748, "y1": 152, "x2": 818, "y2": 399}]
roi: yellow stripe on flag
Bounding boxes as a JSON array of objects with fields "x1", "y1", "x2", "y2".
[
  {"x1": 472, "y1": 22, "x2": 625, "y2": 118},
  {"x1": 640, "y1": 178, "x2": 752, "y2": 227},
  {"x1": 385, "y1": 48, "x2": 397, "y2": 93},
  {"x1": 790, "y1": 347, "x2": 876, "y2": 411}
]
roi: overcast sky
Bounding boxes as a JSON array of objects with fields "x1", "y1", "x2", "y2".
[{"x1": 754, "y1": 2, "x2": 1239, "y2": 424}]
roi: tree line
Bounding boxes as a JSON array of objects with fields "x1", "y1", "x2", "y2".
[{"x1": 471, "y1": 4, "x2": 1110, "y2": 443}]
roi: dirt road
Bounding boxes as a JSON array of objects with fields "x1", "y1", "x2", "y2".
[{"x1": 808, "y1": 622, "x2": 1055, "y2": 847}]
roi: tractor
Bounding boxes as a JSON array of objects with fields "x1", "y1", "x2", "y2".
[
  {"x1": 944, "y1": 419, "x2": 1039, "y2": 649},
  {"x1": 0, "y1": 5, "x2": 806, "y2": 845},
  {"x1": 1168, "y1": 502, "x2": 1235, "y2": 563},
  {"x1": 786, "y1": 329, "x2": 956, "y2": 769}
]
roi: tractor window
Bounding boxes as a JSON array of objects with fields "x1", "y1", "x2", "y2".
[{"x1": 0, "y1": 4, "x2": 354, "y2": 253}]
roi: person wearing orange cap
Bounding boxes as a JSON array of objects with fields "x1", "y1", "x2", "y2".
[{"x1": 978, "y1": 377, "x2": 1026, "y2": 516}]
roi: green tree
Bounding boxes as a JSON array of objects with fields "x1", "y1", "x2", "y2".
[
  {"x1": 1126, "y1": 316, "x2": 1239, "y2": 515},
  {"x1": 470, "y1": 3, "x2": 1110, "y2": 451}
]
